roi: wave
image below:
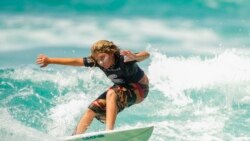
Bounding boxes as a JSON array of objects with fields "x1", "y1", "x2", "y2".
[
  {"x1": 148, "y1": 49, "x2": 250, "y2": 106},
  {"x1": 0, "y1": 109, "x2": 56, "y2": 141},
  {"x1": 1, "y1": 13, "x2": 250, "y2": 59},
  {"x1": 0, "y1": 67, "x2": 110, "y2": 139},
  {"x1": 0, "y1": 14, "x2": 223, "y2": 54},
  {"x1": 1, "y1": 50, "x2": 250, "y2": 140}
]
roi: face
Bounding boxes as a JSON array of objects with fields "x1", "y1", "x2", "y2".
[{"x1": 92, "y1": 53, "x2": 114, "y2": 69}]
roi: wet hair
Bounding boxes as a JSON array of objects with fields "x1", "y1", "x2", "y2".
[
  {"x1": 88, "y1": 40, "x2": 120, "y2": 66},
  {"x1": 91, "y1": 40, "x2": 120, "y2": 56}
]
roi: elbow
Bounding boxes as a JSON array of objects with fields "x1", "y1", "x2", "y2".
[{"x1": 74, "y1": 58, "x2": 84, "y2": 66}]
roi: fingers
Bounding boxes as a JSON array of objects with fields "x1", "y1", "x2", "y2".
[
  {"x1": 126, "y1": 52, "x2": 135, "y2": 58},
  {"x1": 120, "y1": 50, "x2": 136, "y2": 62},
  {"x1": 36, "y1": 55, "x2": 43, "y2": 64},
  {"x1": 36, "y1": 54, "x2": 48, "y2": 68},
  {"x1": 120, "y1": 50, "x2": 132, "y2": 56}
]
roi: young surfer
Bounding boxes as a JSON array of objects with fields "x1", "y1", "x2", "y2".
[{"x1": 36, "y1": 40, "x2": 150, "y2": 134}]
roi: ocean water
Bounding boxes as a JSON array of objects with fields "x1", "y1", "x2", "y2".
[{"x1": 1, "y1": 0, "x2": 250, "y2": 141}]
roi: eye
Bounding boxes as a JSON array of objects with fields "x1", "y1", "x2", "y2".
[{"x1": 100, "y1": 56, "x2": 105, "y2": 61}]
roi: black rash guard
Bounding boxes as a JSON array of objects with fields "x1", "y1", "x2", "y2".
[{"x1": 83, "y1": 54, "x2": 145, "y2": 85}]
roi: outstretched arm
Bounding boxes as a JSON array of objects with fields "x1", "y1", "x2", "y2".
[
  {"x1": 120, "y1": 50, "x2": 150, "y2": 62},
  {"x1": 36, "y1": 54, "x2": 84, "y2": 68}
]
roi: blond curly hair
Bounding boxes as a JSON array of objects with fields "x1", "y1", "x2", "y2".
[{"x1": 91, "y1": 40, "x2": 120, "y2": 55}]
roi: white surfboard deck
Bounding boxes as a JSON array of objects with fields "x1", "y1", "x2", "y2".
[{"x1": 60, "y1": 126, "x2": 154, "y2": 141}]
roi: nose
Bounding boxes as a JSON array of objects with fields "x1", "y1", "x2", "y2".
[{"x1": 98, "y1": 60, "x2": 104, "y2": 65}]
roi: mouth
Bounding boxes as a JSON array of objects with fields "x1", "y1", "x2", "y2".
[
  {"x1": 101, "y1": 63, "x2": 108, "y2": 68},
  {"x1": 103, "y1": 63, "x2": 112, "y2": 69}
]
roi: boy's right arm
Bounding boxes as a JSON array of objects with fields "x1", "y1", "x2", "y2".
[{"x1": 36, "y1": 54, "x2": 85, "y2": 68}]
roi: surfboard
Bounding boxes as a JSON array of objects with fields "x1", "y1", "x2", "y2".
[{"x1": 60, "y1": 126, "x2": 154, "y2": 141}]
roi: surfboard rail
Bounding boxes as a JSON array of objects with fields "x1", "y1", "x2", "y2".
[{"x1": 60, "y1": 125, "x2": 154, "y2": 141}]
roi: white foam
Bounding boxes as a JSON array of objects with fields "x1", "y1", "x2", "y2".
[
  {"x1": 0, "y1": 66, "x2": 113, "y2": 137},
  {"x1": 0, "y1": 15, "x2": 98, "y2": 52},
  {"x1": 0, "y1": 109, "x2": 56, "y2": 141},
  {"x1": 149, "y1": 108, "x2": 228, "y2": 141},
  {"x1": 148, "y1": 50, "x2": 250, "y2": 105},
  {"x1": 0, "y1": 14, "x2": 222, "y2": 54},
  {"x1": 46, "y1": 79, "x2": 109, "y2": 137},
  {"x1": 46, "y1": 92, "x2": 89, "y2": 136},
  {"x1": 1, "y1": 67, "x2": 107, "y2": 91}
]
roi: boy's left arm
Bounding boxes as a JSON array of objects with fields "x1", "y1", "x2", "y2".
[
  {"x1": 120, "y1": 50, "x2": 150, "y2": 62},
  {"x1": 134, "y1": 51, "x2": 150, "y2": 62}
]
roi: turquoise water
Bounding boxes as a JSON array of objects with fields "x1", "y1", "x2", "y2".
[{"x1": 1, "y1": 0, "x2": 250, "y2": 141}]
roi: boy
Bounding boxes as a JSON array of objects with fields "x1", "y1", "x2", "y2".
[{"x1": 36, "y1": 40, "x2": 150, "y2": 134}]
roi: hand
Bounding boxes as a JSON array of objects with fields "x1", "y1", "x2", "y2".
[
  {"x1": 120, "y1": 50, "x2": 137, "y2": 62},
  {"x1": 36, "y1": 54, "x2": 49, "y2": 68}
]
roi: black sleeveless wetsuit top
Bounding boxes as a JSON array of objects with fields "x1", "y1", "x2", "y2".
[{"x1": 83, "y1": 54, "x2": 144, "y2": 85}]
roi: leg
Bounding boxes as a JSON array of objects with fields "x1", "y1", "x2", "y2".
[
  {"x1": 106, "y1": 89, "x2": 118, "y2": 130},
  {"x1": 73, "y1": 109, "x2": 96, "y2": 135}
]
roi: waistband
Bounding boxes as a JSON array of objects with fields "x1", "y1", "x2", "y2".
[{"x1": 131, "y1": 83, "x2": 149, "y2": 100}]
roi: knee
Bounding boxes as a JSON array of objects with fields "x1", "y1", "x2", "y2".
[{"x1": 106, "y1": 89, "x2": 117, "y2": 101}]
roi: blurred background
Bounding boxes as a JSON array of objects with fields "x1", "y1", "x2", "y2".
[
  {"x1": 1, "y1": 0, "x2": 250, "y2": 66},
  {"x1": 1, "y1": 0, "x2": 250, "y2": 141}
]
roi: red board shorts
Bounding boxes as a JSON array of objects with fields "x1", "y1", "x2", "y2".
[{"x1": 88, "y1": 83, "x2": 149, "y2": 123}]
